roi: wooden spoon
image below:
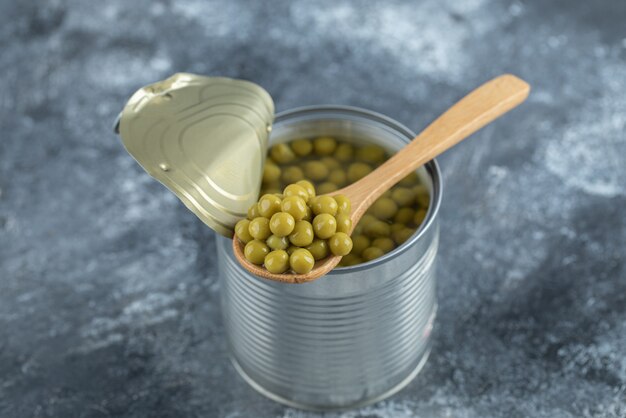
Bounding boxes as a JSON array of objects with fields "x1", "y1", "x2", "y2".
[{"x1": 233, "y1": 74, "x2": 530, "y2": 283}]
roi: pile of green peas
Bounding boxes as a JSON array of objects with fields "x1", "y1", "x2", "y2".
[
  {"x1": 259, "y1": 136, "x2": 430, "y2": 267},
  {"x1": 235, "y1": 180, "x2": 354, "y2": 274}
]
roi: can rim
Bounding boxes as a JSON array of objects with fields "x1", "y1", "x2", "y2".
[{"x1": 273, "y1": 105, "x2": 443, "y2": 274}]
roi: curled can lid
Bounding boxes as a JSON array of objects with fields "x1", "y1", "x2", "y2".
[{"x1": 117, "y1": 73, "x2": 274, "y2": 236}]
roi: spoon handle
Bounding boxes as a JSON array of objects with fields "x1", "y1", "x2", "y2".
[{"x1": 344, "y1": 74, "x2": 530, "y2": 212}]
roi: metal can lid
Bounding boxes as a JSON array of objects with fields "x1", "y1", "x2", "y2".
[{"x1": 117, "y1": 73, "x2": 274, "y2": 236}]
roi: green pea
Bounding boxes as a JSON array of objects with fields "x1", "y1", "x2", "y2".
[
  {"x1": 356, "y1": 215, "x2": 376, "y2": 235},
  {"x1": 311, "y1": 196, "x2": 338, "y2": 216},
  {"x1": 258, "y1": 194, "x2": 282, "y2": 218},
  {"x1": 372, "y1": 237, "x2": 395, "y2": 253},
  {"x1": 371, "y1": 197, "x2": 398, "y2": 220},
  {"x1": 399, "y1": 172, "x2": 419, "y2": 186},
  {"x1": 264, "y1": 250, "x2": 290, "y2": 274},
  {"x1": 328, "y1": 232, "x2": 353, "y2": 256},
  {"x1": 303, "y1": 205, "x2": 313, "y2": 222},
  {"x1": 266, "y1": 234, "x2": 290, "y2": 250},
  {"x1": 321, "y1": 156, "x2": 340, "y2": 170},
  {"x1": 281, "y1": 196, "x2": 308, "y2": 221},
  {"x1": 248, "y1": 217, "x2": 271, "y2": 240},
  {"x1": 263, "y1": 162, "x2": 281, "y2": 183},
  {"x1": 290, "y1": 248, "x2": 315, "y2": 274},
  {"x1": 334, "y1": 142, "x2": 354, "y2": 161},
  {"x1": 235, "y1": 219, "x2": 253, "y2": 243},
  {"x1": 286, "y1": 245, "x2": 299, "y2": 255},
  {"x1": 247, "y1": 203, "x2": 261, "y2": 220},
  {"x1": 283, "y1": 184, "x2": 309, "y2": 201},
  {"x1": 359, "y1": 214, "x2": 378, "y2": 227},
  {"x1": 394, "y1": 207, "x2": 415, "y2": 224},
  {"x1": 391, "y1": 187, "x2": 416, "y2": 207},
  {"x1": 335, "y1": 213, "x2": 352, "y2": 234},
  {"x1": 392, "y1": 228, "x2": 415, "y2": 245},
  {"x1": 328, "y1": 169, "x2": 347, "y2": 187},
  {"x1": 414, "y1": 208, "x2": 427, "y2": 226},
  {"x1": 282, "y1": 166, "x2": 305, "y2": 183},
  {"x1": 338, "y1": 253, "x2": 362, "y2": 267},
  {"x1": 351, "y1": 235, "x2": 370, "y2": 256},
  {"x1": 244, "y1": 240, "x2": 270, "y2": 265},
  {"x1": 296, "y1": 180, "x2": 316, "y2": 202},
  {"x1": 356, "y1": 144, "x2": 386, "y2": 164},
  {"x1": 313, "y1": 136, "x2": 337, "y2": 155},
  {"x1": 269, "y1": 212, "x2": 295, "y2": 237},
  {"x1": 364, "y1": 220, "x2": 391, "y2": 238},
  {"x1": 347, "y1": 162, "x2": 372, "y2": 183},
  {"x1": 304, "y1": 161, "x2": 329, "y2": 181},
  {"x1": 334, "y1": 195, "x2": 351, "y2": 214},
  {"x1": 306, "y1": 239, "x2": 329, "y2": 261},
  {"x1": 317, "y1": 182, "x2": 338, "y2": 195},
  {"x1": 414, "y1": 185, "x2": 430, "y2": 208},
  {"x1": 270, "y1": 143, "x2": 295, "y2": 164},
  {"x1": 362, "y1": 246, "x2": 385, "y2": 261},
  {"x1": 291, "y1": 139, "x2": 313, "y2": 156},
  {"x1": 312, "y1": 213, "x2": 337, "y2": 239},
  {"x1": 390, "y1": 223, "x2": 405, "y2": 233},
  {"x1": 289, "y1": 220, "x2": 314, "y2": 247}
]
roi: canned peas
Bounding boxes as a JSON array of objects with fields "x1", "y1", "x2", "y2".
[
  {"x1": 242, "y1": 136, "x2": 430, "y2": 271},
  {"x1": 235, "y1": 179, "x2": 354, "y2": 274}
]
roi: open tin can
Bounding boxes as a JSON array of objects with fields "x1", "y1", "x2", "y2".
[
  {"x1": 218, "y1": 106, "x2": 442, "y2": 411},
  {"x1": 116, "y1": 76, "x2": 442, "y2": 411}
]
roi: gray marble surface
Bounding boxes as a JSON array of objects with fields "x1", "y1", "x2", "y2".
[{"x1": 1, "y1": 0, "x2": 625, "y2": 416}]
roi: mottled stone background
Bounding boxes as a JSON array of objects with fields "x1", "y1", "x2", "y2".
[{"x1": 1, "y1": 0, "x2": 625, "y2": 417}]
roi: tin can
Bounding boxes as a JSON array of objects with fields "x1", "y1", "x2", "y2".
[{"x1": 217, "y1": 106, "x2": 442, "y2": 411}]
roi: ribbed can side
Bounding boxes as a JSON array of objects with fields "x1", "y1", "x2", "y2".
[{"x1": 218, "y1": 224, "x2": 437, "y2": 410}]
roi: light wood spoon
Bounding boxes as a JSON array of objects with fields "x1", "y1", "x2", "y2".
[{"x1": 233, "y1": 74, "x2": 530, "y2": 283}]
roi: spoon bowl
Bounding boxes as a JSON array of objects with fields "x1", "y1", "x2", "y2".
[{"x1": 234, "y1": 74, "x2": 530, "y2": 283}]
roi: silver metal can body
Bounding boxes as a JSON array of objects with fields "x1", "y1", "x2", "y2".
[{"x1": 218, "y1": 106, "x2": 442, "y2": 411}]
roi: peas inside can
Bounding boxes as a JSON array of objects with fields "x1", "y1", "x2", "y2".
[{"x1": 259, "y1": 136, "x2": 430, "y2": 267}]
